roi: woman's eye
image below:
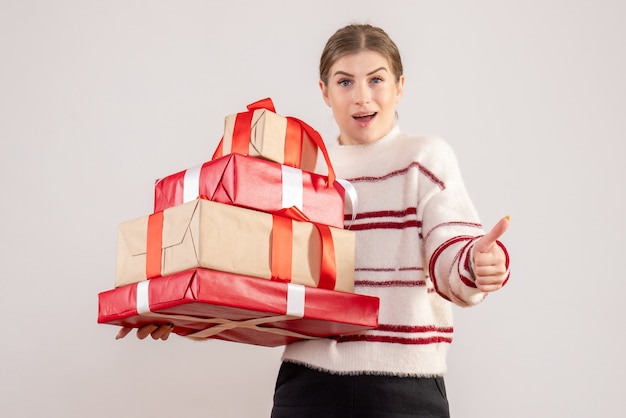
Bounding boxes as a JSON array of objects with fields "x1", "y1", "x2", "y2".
[
  {"x1": 371, "y1": 77, "x2": 383, "y2": 84},
  {"x1": 338, "y1": 79, "x2": 352, "y2": 87}
]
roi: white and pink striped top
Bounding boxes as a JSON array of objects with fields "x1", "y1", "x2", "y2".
[{"x1": 281, "y1": 126, "x2": 510, "y2": 377}]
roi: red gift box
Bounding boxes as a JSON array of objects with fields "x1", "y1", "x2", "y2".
[
  {"x1": 99, "y1": 268, "x2": 380, "y2": 347},
  {"x1": 153, "y1": 153, "x2": 356, "y2": 229}
]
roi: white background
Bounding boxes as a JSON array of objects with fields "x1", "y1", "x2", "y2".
[{"x1": 1, "y1": 1, "x2": 624, "y2": 417}]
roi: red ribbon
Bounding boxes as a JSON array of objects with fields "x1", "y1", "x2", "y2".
[
  {"x1": 231, "y1": 110, "x2": 254, "y2": 155},
  {"x1": 283, "y1": 117, "x2": 303, "y2": 168},
  {"x1": 271, "y1": 207, "x2": 337, "y2": 290},
  {"x1": 211, "y1": 137, "x2": 224, "y2": 160},
  {"x1": 285, "y1": 115, "x2": 336, "y2": 187},
  {"x1": 146, "y1": 211, "x2": 164, "y2": 279},
  {"x1": 315, "y1": 223, "x2": 336, "y2": 290},
  {"x1": 270, "y1": 214, "x2": 293, "y2": 283},
  {"x1": 247, "y1": 97, "x2": 276, "y2": 112}
]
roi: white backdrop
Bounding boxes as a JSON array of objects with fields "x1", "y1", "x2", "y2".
[{"x1": 1, "y1": 1, "x2": 624, "y2": 417}]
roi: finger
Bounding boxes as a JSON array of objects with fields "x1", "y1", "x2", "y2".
[
  {"x1": 137, "y1": 324, "x2": 159, "y2": 340},
  {"x1": 473, "y1": 262, "x2": 507, "y2": 277},
  {"x1": 475, "y1": 215, "x2": 510, "y2": 253},
  {"x1": 116, "y1": 327, "x2": 133, "y2": 340},
  {"x1": 160, "y1": 324, "x2": 174, "y2": 341},
  {"x1": 473, "y1": 249, "x2": 507, "y2": 269},
  {"x1": 476, "y1": 281, "x2": 504, "y2": 293},
  {"x1": 475, "y1": 274, "x2": 507, "y2": 292},
  {"x1": 151, "y1": 324, "x2": 174, "y2": 340}
]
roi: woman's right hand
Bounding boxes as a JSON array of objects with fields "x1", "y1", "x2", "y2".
[{"x1": 116, "y1": 324, "x2": 174, "y2": 341}]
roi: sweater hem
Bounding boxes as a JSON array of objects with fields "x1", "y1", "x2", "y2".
[{"x1": 281, "y1": 359, "x2": 446, "y2": 378}]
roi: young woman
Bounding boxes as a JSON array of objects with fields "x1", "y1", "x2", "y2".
[
  {"x1": 117, "y1": 23, "x2": 511, "y2": 418},
  {"x1": 270, "y1": 24, "x2": 510, "y2": 418}
]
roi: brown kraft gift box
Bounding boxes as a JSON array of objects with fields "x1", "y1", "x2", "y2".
[{"x1": 115, "y1": 199, "x2": 355, "y2": 292}]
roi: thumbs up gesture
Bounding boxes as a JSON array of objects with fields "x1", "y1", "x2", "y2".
[{"x1": 472, "y1": 216, "x2": 510, "y2": 293}]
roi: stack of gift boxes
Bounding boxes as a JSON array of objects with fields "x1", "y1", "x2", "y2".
[{"x1": 97, "y1": 98, "x2": 380, "y2": 347}]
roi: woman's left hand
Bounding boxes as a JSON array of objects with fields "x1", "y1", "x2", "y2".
[
  {"x1": 116, "y1": 324, "x2": 174, "y2": 341},
  {"x1": 472, "y1": 216, "x2": 510, "y2": 293}
]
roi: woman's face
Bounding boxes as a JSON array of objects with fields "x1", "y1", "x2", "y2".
[{"x1": 320, "y1": 50, "x2": 404, "y2": 145}]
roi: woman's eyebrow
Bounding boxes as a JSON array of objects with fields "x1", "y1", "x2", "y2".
[
  {"x1": 333, "y1": 70, "x2": 353, "y2": 77},
  {"x1": 332, "y1": 67, "x2": 388, "y2": 78},
  {"x1": 367, "y1": 67, "x2": 388, "y2": 76}
]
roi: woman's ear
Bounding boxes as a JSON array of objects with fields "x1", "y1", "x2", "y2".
[
  {"x1": 319, "y1": 80, "x2": 331, "y2": 107},
  {"x1": 396, "y1": 75, "x2": 405, "y2": 103}
]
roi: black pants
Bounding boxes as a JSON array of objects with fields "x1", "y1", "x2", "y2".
[{"x1": 271, "y1": 362, "x2": 450, "y2": 418}]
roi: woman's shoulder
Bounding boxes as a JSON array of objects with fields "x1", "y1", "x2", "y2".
[{"x1": 393, "y1": 130, "x2": 457, "y2": 161}]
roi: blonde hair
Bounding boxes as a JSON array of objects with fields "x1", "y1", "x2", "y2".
[{"x1": 319, "y1": 24, "x2": 404, "y2": 86}]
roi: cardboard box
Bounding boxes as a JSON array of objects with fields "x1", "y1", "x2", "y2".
[
  {"x1": 213, "y1": 98, "x2": 321, "y2": 172},
  {"x1": 116, "y1": 199, "x2": 355, "y2": 291},
  {"x1": 99, "y1": 268, "x2": 379, "y2": 347},
  {"x1": 154, "y1": 153, "x2": 353, "y2": 229}
]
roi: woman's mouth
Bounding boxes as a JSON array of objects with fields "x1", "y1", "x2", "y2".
[{"x1": 352, "y1": 112, "x2": 376, "y2": 125}]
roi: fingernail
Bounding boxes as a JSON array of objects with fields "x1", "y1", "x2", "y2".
[{"x1": 505, "y1": 215, "x2": 511, "y2": 221}]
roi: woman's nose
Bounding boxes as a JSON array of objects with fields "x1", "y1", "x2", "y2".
[{"x1": 353, "y1": 83, "x2": 371, "y2": 105}]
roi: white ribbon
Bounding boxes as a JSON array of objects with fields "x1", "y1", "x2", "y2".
[
  {"x1": 183, "y1": 164, "x2": 203, "y2": 203},
  {"x1": 336, "y1": 178, "x2": 358, "y2": 228},
  {"x1": 285, "y1": 283, "x2": 305, "y2": 317},
  {"x1": 136, "y1": 280, "x2": 151, "y2": 314},
  {"x1": 281, "y1": 165, "x2": 303, "y2": 210},
  {"x1": 134, "y1": 279, "x2": 314, "y2": 340},
  {"x1": 281, "y1": 166, "x2": 358, "y2": 229}
]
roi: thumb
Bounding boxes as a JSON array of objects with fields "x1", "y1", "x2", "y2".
[{"x1": 475, "y1": 215, "x2": 510, "y2": 253}]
